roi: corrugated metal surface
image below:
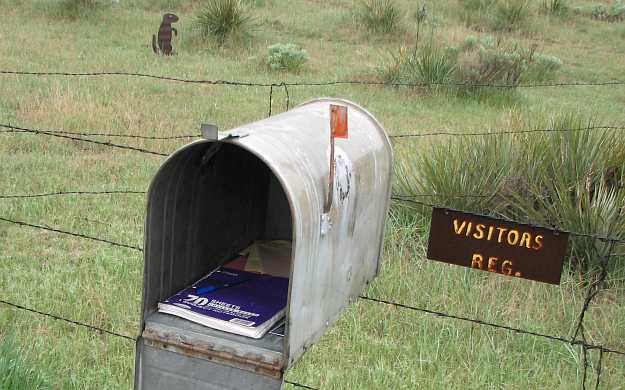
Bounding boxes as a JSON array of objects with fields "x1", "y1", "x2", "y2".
[{"x1": 136, "y1": 98, "x2": 392, "y2": 388}]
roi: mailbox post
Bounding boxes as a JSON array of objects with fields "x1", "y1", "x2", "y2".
[{"x1": 134, "y1": 98, "x2": 393, "y2": 389}]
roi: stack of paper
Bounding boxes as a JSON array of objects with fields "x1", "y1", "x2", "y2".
[{"x1": 157, "y1": 241, "x2": 291, "y2": 339}]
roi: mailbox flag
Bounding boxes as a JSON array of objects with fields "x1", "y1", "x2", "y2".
[{"x1": 330, "y1": 104, "x2": 348, "y2": 139}]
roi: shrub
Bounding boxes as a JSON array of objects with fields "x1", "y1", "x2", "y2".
[
  {"x1": 454, "y1": 36, "x2": 562, "y2": 95},
  {"x1": 379, "y1": 35, "x2": 561, "y2": 99},
  {"x1": 267, "y1": 44, "x2": 309, "y2": 72},
  {"x1": 492, "y1": 0, "x2": 531, "y2": 31},
  {"x1": 525, "y1": 53, "x2": 562, "y2": 80},
  {"x1": 394, "y1": 113, "x2": 625, "y2": 271},
  {"x1": 454, "y1": 39, "x2": 533, "y2": 96},
  {"x1": 460, "y1": 0, "x2": 531, "y2": 31},
  {"x1": 591, "y1": 1, "x2": 625, "y2": 21},
  {"x1": 394, "y1": 132, "x2": 514, "y2": 214},
  {"x1": 378, "y1": 44, "x2": 456, "y2": 89},
  {"x1": 356, "y1": 0, "x2": 401, "y2": 34},
  {"x1": 195, "y1": 0, "x2": 253, "y2": 44},
  {"x1": 541, "y1": 0, "x2": 568, "y2": 16},
  {"x1": 508, "y1": 115, "x2": 625, "y2": 271}
]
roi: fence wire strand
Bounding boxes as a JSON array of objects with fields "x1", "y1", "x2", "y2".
[
  {"x1": 0, "y1": 298, "x2": 318, "y2": 388},
  {"x1": 0, "y1": 126, "x2": 196, "y2": 140},
  {"x1": 389, "y1": 125, "x2": 625, "y2": 138},
  {"x1": 358, "y1": 295, "x2": 625, "y2": 357},
  {"x1": 391, "y1": 197, "x2": 625, "y2": 244},
  {"x1": 0, "y1": 123, "x2": 168, "y2": 156},
  {"x1": 0, "y1": 190, "x2": 145, "y2": 199},
  {"x1": 3, "y1": 68, "x2": 625, "y2": 389},
  {"x1": 0, "y1": 216, "x2": 143, "y2": 252},
  {"x1": 3, "y1": 69, "x2": 625, "y2": 89},
  {"x1": 284, "y1": 380, "x2": 320, "y2": 389},
  {"x1": 0, "y1": 299, "x2": 135, "y2": 341}
]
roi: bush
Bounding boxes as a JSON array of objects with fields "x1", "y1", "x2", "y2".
[
  {"x1": 394, "y1": 132, "x2": 514, "y2": 214},
  {"x1": 460, "y1": 0, "x2": 531, "y2": 31},
  {"x1": 591, "y1": 1, "x2": 625, "y2": 21},
  {"x1": 356, "y1": 0, "x2": 401, "y2": 34},
  {"x1": 525, "y1": 53, "x2": 562, "y2": 80},
  {"x1": 454, "y1": 38, "x2": 533, "y2": 97},
  {"x1": 541, "y1": 0, "x2": 568, "y2": 16},
  {"x1": 379, "y1": 36, "x2": 562, "y2": 99},
  {"x1": 454, "y1": 36, "x2": 562, "y2": 96},
  {"x1": 492, "y1": 0, "x2": 531, "y2": 31},
  {"x1": 394, "y1": 113, "x2": 625, "y2": 271},
  {"x1": 267, "y1": 44, "x2": 309, "y2": 72},
  {"x1": 378, "y1": 44, "x2": 456, "y2": 89},
  {"x1": 195, "y1": 0, "x2": 253, "y2": 44}
]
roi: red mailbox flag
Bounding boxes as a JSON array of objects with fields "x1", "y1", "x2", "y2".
[
  {"x1": 325, "y1": 104, "x2": 348, "y2": 213},
  {"x1": 330, "y1": 105, "x2": 348, "y2": 139}
]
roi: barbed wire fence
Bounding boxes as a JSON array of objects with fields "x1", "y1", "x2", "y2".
[{"x1": 1, "y1": 70, "x2": 624, "y2": 389}]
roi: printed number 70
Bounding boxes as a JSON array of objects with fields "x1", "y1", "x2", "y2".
[{"x1": 183, "y1": 294, "x2": 209, "y2": 306}]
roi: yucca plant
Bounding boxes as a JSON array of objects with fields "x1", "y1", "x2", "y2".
[
  {"x1": 412, "y1": 44, "x2": 456, "y2": 89},
  {"x1": 394, "y1": 112, "x2": 625, "y2": 272},
  {"x1": 541, "y1": 0, "x2": 568, "y2": 16},
  {"x1": 195, "y1": 0, "x2": 253, "y2": 44},
  {"x1": 393, "y1": 133, "x2": 514, "y2": 215},
  {"x1": 378, "y1": 44, "x2": 456, "y2": 89},
  {"x1": 504, "y1": 115, "x2": 625, "y2": 271},
  {"x1": 357, "y1": 0, "x2": 401, "y2": 34},
  {"x1": 492, "y1": 0, "x2": 530, "y2": 31}
]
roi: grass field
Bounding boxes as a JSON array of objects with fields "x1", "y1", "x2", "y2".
[{"x1": 1, "y1": 0, "x2": 625, "y2": 389}]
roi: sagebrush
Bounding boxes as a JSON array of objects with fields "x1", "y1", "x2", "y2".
[{"x1": 267, "y1": 43, "x2": 309, "y2": 72}]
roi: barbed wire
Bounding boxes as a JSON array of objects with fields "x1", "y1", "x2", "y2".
[
  {"x1": 284, "y1": 380, "x2": 320, "y2": 389},
  {"x1": 0, "y1": 216, "x2": 143, "y2": 252},
  {"x1": 572, "y1": 241, "x2": 616, "y2": 390},
  {"x1": 0, "y1": 297, "x2": 317, "y2": 389},
  {"x1": 3, "y1": 69, "x2": 625, "y2": 89},
  {"x1": 0, "y1": 123, "x2": 168, "y2": 156},
  {"x1": 391, "y1": 197, "x2": 625, "y2": 244},
  {"x1": 0, "y1": 298, "x2": 135, "y2": 341},
  {"x1": 3, "y1": 68, "x2": 625, "y2": 388},
  {"x1": 358, "y1": 295, "x2": 624, "y2": 357},
  {"x1": 389, "y1": 125, "x2": 625, "y2": 138},
  {"x1": 2, "y1": 191, "x2": 622, "y2": 247},
  {"x1": 4, "y1": 121, "x2": 624, "y2": 150},
  {"x1": 0, "y1": 126, "x2": 197, "y2": 140},
  {"x1": 0, "y1": 190, "x2": 145, "y2": 199}
]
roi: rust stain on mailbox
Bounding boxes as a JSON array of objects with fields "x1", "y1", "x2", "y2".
[{"x1": 426, "y1": 208, "x2": 569, "y2": 285}]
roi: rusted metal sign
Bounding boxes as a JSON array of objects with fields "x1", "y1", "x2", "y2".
[{"x1": 426, "y1": 208, "x2": 569, "y2": 284}]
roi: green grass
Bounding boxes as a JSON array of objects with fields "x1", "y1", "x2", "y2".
[
  {"x1": 1, "y1": 1, "x2": 625, "y2": 389},
  {"x1": 0, "y1": 334, "x2": 50, "y2": 390}
]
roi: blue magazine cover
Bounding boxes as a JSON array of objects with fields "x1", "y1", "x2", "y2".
[{"x1": 158, "y1": 267, "x2": 289, "y2": 339}]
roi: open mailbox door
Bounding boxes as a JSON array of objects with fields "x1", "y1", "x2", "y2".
[{"x1": 135, "y1": 98, "x2": 393, "y2": 389}]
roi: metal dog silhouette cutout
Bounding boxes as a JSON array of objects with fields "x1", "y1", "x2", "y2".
[{"x1": 152, "y1": 13, "x2": 179, "y2": 55}]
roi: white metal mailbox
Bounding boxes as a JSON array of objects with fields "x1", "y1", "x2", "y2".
[{"x1": 135, "y1": 98, "x2": 393, "y2": 389}]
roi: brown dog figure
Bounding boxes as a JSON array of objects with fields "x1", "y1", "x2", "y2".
[{"x1": 152, "y1": 13, "x2": 179, "y2": 55}]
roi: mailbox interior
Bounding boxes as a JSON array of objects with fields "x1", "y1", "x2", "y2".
[{"x1": 141, "y1": 141, "x2": 293, "y2": 376}]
